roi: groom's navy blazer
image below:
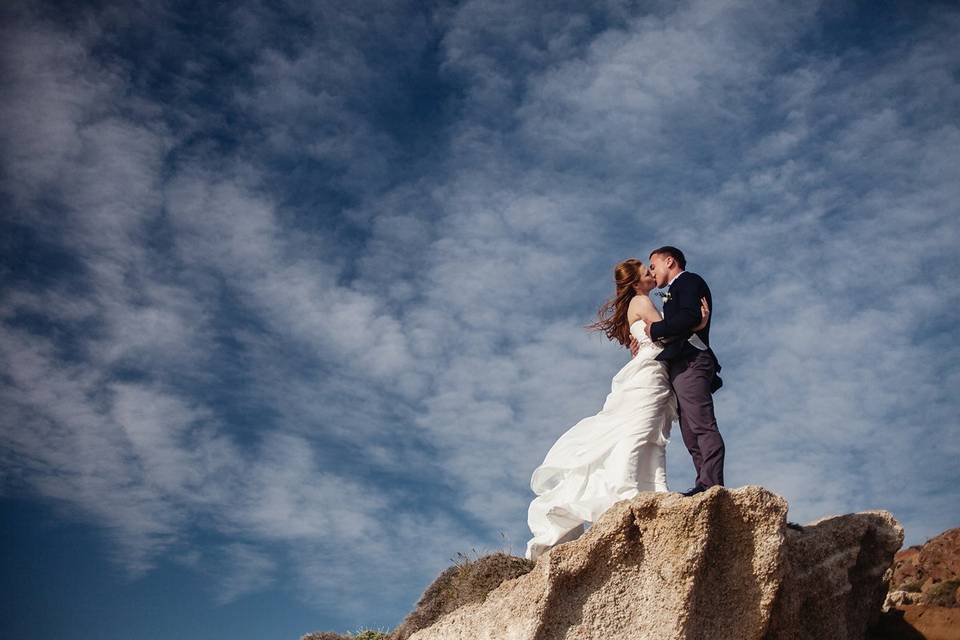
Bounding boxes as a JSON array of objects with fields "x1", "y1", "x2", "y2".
[{"x1": 649, "y1": 272, "x2": 721, "y2": 388}]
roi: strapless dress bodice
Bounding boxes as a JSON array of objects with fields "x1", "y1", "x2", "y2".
[{"x1": 629, "y1": 320, "x2": 659, "y2": 354}]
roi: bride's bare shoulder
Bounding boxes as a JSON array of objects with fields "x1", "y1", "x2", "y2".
[
  {"x1": 627, "y1": 294, "x2": 646, "y2": 311},
  {"x1": 629, "y1": 294, "x2": 662, "y2": 324}
]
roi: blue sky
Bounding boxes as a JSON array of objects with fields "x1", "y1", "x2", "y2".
[{"x1": 1, "y1": 0, "x2": 958, "y2": 638}]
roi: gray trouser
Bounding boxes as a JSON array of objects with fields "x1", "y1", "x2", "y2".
[{"x1": 668, "y1": 350, "x2": 725, "y2": 487}]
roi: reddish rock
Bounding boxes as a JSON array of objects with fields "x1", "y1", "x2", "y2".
[
  {"x1": 877, "y1": 527, "x2": 960, "y2": 639},
  {"x1": 888, "y1": 527, "x2": 960, "y2": 608},
  {"x1": 898, "y1": 605, "x2": 960, "y2": 640}
]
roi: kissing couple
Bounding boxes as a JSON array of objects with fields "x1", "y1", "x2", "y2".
[{"x1": 525, "y1": 246, "x2": 726, "y2": 562}]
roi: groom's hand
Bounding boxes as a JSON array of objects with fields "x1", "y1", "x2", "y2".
[
  {"x1": 643, "y1": 322, "x2": 653, "y2": 338},
  {"x1": 629, "y1": 335, "x2": 640, "y2": 357}
]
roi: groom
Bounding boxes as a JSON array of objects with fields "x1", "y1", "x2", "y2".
[{"x1": 634, "y1": 246, "x2": 725, "y2": 497}]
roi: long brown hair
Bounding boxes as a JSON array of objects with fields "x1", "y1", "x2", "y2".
[{"x1": 587, "y1": 258, "x2": 646, "y2": 347}]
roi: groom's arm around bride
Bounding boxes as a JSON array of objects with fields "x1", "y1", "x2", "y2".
[
  {"x1": 646, "y1": 269, "x2": 722, "y2": 393},
  {"x1": 647, "y1": 273, "x2": 711, "y2": 356}
]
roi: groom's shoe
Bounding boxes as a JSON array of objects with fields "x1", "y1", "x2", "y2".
[{"x1": 680, "y1": 484, "x2": 707, "y2": 497}]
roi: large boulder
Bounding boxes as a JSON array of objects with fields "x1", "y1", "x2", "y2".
[
  {"x1": 403, "y1": 486, "x2": 902, "y2": 640},
  {"x1": 766, "y1": 511, "x2": 904, "y2": 639}
]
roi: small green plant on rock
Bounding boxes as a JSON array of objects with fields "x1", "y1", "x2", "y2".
[
  {"x1": 302, "y1": 626, "x2": 389, "y2": 640},
  {"x1": 900, "y1": 580, "x2": 922, "y2": 593},
  {"x1": 926, "y1": 580, "x2": 960, "y2": 607}
]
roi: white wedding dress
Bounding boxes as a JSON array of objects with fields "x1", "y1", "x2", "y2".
[{"x1": 525, "y1": 319, "x2": 677, "y2": 561}]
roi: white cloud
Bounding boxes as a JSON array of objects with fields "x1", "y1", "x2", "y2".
[
  {"x1": 213, "y1": 543, "x2": 278, "y2": 605},
  {"x1": 1, "y1": 0, "x2": 959, "y2": 628}
]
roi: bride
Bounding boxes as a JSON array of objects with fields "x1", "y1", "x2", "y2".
[{"x1": 524, "y1": 258, "x2": 709, "y2": 561}]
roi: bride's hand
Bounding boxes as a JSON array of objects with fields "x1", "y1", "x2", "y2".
[
  {"x1": 629, "y1": 335, "x2": 640, "y2": 357},
  {"x1": 693, "y1": 297, "x2": 710, "y2": 331}
]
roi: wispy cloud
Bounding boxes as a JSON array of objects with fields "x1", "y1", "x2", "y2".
[
  {"x1": 212, "y1": 543, "x2": 277, "y2": 605},
  {"x1": 1, "y1": 0, "x2": 958, "y2": 630}
]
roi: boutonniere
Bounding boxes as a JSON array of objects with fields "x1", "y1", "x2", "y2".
[{"x1": 656, "y1": 291, "x2": 672, "y2": 302}]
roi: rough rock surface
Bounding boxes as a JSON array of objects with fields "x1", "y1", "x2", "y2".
[
  {"x1": 875, "y1": 527, "x2": 960, "y2": 640},
  {"x1": 403, "y1": 486, "x2": 902, "y2": 640},
  {"x1": 765, "y1": 511, "x2": 904, "y2": 639},
  {"x1": 887, "y1": 528, "x2": 960, "y2": 608}
]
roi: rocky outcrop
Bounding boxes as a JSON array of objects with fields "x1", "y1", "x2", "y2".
[
  {"x1": 875, "y1": 527, "x2": 960, "y2": 640},
  {"x1": 401, "y1": 486, "x2": 902, "y2": 640},
  {"x1": 887, "y1": 527, "x2": 960, "y2": 608}
]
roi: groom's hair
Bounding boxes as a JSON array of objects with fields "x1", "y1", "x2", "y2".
[{"x1": 649, "y1": 246, "x2": 686, "y2": 270}]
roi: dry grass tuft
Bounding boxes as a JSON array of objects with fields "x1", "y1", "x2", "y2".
[
  {"x1": 302, "y1": 532, "x2": 532, "y2": 640},
  {"x1": 301, "y1": 628, "x2": 390, "y2": 640},
  {"x1": 389, "y1": 532, "x2": 535, "y2": 640}
]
